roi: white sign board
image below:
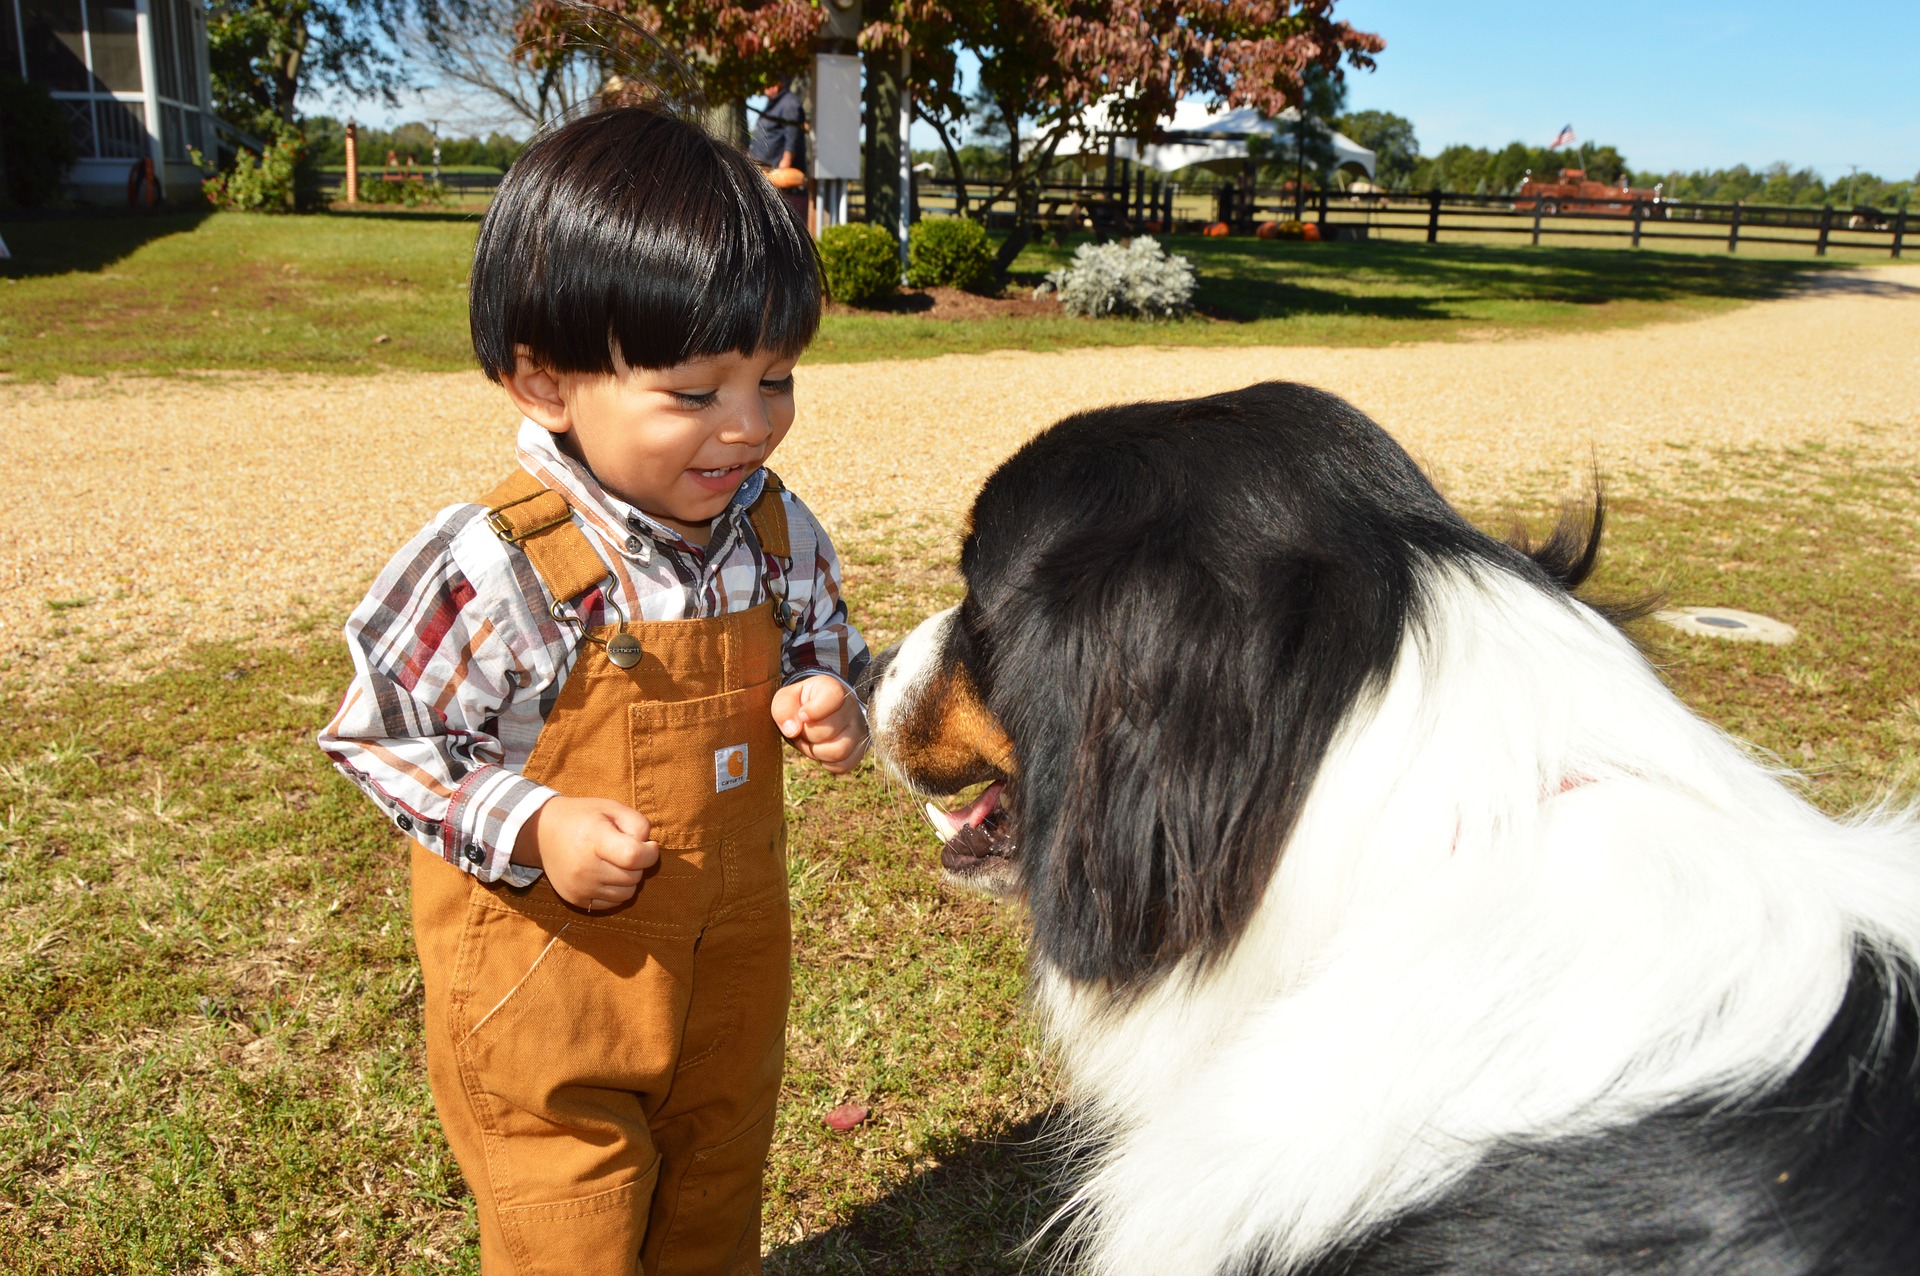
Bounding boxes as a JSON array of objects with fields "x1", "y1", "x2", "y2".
[{"x1": 812, "y1": 53, "x2": 862, "y2": 181}]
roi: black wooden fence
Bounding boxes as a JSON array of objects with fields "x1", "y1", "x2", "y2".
[
  {"x1": 899, "y1": 176, "x2": 1910, "y2": 258},
  {"x1": 305, "y1": 164, "x2": 1906, "y2": 257},
  {"x1": 313, "y1": 169, "x2": 504, "y2": 198}
]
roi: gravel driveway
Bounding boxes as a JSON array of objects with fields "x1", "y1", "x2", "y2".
[{"x1": 5, "y1": 266, "x2": 1916, "y2": 687}]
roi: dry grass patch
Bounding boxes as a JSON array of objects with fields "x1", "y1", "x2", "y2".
[{"x1": 7, "y1": 270, "x2": 1918, "y2": 691}]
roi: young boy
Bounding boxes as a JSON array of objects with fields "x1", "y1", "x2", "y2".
[{"x1": 319, "y1": 105, "x2": 868, "y2": 1275}]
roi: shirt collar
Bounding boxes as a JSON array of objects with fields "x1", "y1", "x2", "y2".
[{"x1": 513, "y1": 419, "x2": 765, "y2": 557}]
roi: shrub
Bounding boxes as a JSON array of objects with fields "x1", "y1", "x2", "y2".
[
  {"x1": 0, "y1": 74, "x2": 80, "y2": 208},
  {"x1": 906, "y1": 216, "x2": 996, "y2": 292},
  {"x1": 360, "y1": 176, "x2": 448, "y2": 207},
  {"x1": 191, "y1": 126, "x2": 320, "y2": 213},
  {"x1": 818, "y1": 222, "x2": 900, "y2": 306},
  {"x1": 1035, "y1": 236, "x2": 1197, "y2": 319}
]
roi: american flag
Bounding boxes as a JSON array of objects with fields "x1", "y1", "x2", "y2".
[{"x1": 1549, "y1": 124, "x2": 1577, "y2": 150}]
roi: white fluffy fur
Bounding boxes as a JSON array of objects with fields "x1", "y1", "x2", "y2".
[
  {"x1": 1032, "y1": 563, "x2": 1920, "y2": 1275},
  {"x1": 868, "y1": 605, "x2": 956, "y2": 764}
]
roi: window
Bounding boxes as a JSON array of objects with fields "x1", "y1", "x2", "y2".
[
  {"x1": 18, "y1": 0, "x2": 87, "y2": 92},
  {"x1": 153, "y1": 0, "x2": 180, "y2": 100},
  {"x1": 88, "y1": 0, "x2": 139, "y2": 92}
]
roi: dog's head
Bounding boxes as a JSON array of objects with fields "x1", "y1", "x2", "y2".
[{"x1": 865, "y1": 382, "x2": 1603, "y2": 994}]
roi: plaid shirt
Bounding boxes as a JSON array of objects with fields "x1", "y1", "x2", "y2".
[{"x1": 319, "y1": 421, "x2": 868, "y2": 885}]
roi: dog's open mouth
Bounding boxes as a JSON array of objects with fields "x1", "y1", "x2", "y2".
[{"x1": 923, "y1": 780, "x2": 1019, "y2": 886}]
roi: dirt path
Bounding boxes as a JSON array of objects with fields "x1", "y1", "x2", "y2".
[{"x1": 4, "y1": 266, "x2": 1916, "y2": 686}]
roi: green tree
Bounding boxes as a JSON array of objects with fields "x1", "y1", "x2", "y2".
[
  {"x1": 1336, "y1": 109, "x2": 1418, "y2": 189},
  {"x1": 1580, "y1": 145, "x2": 1628, "y2": 185},
  {"x1": 1416, "y1": 144, "x2": 1489, "y2": 192},
  {"x1": 207, "y1": 0, "x2": 462, "y2": 139},
  {"x1": 1839, "y1": 170, "x2": 1914, "y2": 209},
  {"x1": 1486, "y1": 141, "x2": 1534, "y2": 194}
]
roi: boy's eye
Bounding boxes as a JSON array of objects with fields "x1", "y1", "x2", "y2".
[
  {"x1": 671, "y1": 390, "x2": 719, "y2": 408},
  {"x1": 760, "y1": 375, "x2": 795, "y2": 394}
]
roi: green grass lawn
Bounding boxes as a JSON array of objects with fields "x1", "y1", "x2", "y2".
[
  {"x1": 2, "y1": 446, "x2": 1917, "y2": 1273},
  {"x1": 0, "y1": 209, "x2": 1875, "y2": 380}
]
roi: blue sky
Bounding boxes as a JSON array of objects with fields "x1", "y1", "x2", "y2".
[{"x1": 1332, "y1": 0, "x2": 1919, "y2": 179}]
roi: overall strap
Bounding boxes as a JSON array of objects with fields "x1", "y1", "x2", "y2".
[
  {"x1": 479, "y1": 470, "x2": 609, "y2": 606},
  {"x1": 747, "y1": 469, "x2": 817, "y2": 633},
  {"x1": 745, "y1": 469, "x2": 791, "y2": 560}
]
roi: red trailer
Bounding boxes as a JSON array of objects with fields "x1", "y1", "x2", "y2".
[{"x1": 1514, "y1": 168, "x2": 1664, "y2": 216}]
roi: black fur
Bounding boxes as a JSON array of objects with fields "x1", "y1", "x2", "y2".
[
  {"x1": 955, "y1": 382, "x2": 1592, "y2": 991},
  {"x1": 1270, "y1": 952, "x2": 1920, "y2": 1276}
]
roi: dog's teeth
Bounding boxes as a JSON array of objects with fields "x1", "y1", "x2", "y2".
[{"x1": 924, "y1": 802, "x2": 960, "y2": 841}]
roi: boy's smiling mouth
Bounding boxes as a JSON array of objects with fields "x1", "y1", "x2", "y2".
[{"x1": 686, "y1": 462, "x2": 753, "y2": 494}]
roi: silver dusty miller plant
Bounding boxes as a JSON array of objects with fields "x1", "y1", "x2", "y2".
[{"x1": 1035, "y1": 236, "x2": 1197, "y2": 318}]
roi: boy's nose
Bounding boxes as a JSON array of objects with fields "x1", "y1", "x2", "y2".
[{"x1": 723, "y1": 401, "x2": 774, "y2": 445}]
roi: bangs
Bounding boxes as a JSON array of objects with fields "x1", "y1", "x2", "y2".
[{"x1": 470, "y1": 105, "x2": 822, "y2": 381}]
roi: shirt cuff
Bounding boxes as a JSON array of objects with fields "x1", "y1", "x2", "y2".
[{"x1": 444, "y1": 764, "x2": 557, "y2": 885}]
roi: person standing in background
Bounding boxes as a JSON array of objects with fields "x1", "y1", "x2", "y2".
[{"x1": 748, "y1": 78, "x2": 809, "y2": 224}]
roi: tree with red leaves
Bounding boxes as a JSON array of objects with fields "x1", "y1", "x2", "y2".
[
  {"x1": 513, "y1": 1, "x2": 820, "y2": 108},
  {"x1": 512, "y1": 0, "x2": 1383, "y2": 261}
]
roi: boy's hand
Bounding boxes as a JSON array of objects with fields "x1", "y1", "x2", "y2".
[
  {"x1": 773, "y1": 675, "x2": 869, "y2": 774},
  {"x1": 512, "y1": 796, "x2": 661, "y2": 910}
]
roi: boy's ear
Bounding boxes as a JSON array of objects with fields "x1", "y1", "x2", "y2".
[{"x1": 501, "y1": 346, "x2": 572, "y2": 436}]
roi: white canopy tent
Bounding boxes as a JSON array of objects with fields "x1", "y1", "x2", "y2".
[{"x1": 1058, "y1": 99, "x2": 1376, "y2": 179}]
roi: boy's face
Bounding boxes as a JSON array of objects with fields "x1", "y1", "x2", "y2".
[{"x1": 512, "y1": 347, "x2": 798, "y2": 545}]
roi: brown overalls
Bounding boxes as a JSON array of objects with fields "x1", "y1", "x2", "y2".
[{"x1": 410, "y1": 470, "x2": 798, "y2": 1275}]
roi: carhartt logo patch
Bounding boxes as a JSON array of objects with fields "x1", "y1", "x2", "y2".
[{"x1": 714, "y1": 744, "x2": 749, "y2": 793}]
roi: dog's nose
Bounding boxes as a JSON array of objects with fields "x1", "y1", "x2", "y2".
[{"x1": 854, "y1": 644, "x2": 895, "y2": 708}]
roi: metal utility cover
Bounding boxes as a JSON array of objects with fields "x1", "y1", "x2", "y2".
[{"x1": 1655, "y1": 607, "x2": 1797, "y2": 645}]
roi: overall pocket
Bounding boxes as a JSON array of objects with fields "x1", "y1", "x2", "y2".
[{"x1": 630, "y1": 679, "x2": 782, "y2": 852}]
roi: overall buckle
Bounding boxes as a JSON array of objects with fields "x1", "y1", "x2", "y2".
[{"x1": 486, "y1": 490, "x2": 572, "y2": 544}]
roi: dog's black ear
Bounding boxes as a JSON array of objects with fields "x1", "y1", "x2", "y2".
[
  {"x1": 1506, "y1": 481, "x2": 1660, "y2": 627},
  {"x1": 969, "y1": 382, "x2": 1487, "y2": 994},
  {"x1": 1519, "y1": 485, "x2": 1606, "y2": 591},
  {"x1": 1001, "y1": 523, "x2": 1414, "y2": 995}
]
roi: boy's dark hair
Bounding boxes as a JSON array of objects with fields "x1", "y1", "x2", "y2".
[{"x1": 470, "y1": 103, "x2": 822, "y2": 381}]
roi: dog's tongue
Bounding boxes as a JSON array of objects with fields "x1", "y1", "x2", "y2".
[{"x1": 923, "y1": 782, "x2": 1004, "y2": 841}]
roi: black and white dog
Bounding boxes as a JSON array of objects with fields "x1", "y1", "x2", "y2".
[{"x1": 861, "y1": 382, "x2": 1920, "y2": 1274}]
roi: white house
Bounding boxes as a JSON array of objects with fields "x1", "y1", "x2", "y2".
[{"x1": 4, "y1": 0, "x2": 216, "y2": 202}]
